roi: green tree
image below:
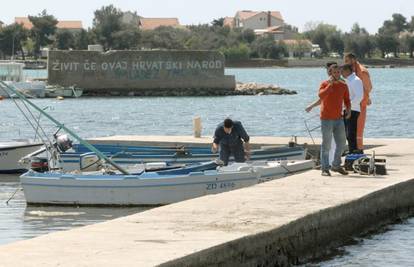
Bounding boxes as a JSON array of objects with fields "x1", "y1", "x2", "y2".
[
  {"x1": 23, "y1": 38, "x2": 36, "y2": 57},
  {"x1": 142, "y1": 26, "x2": 190, "y2": 50},
  {"x1": 409, "y1": 16, "x2": 414, "y2": 32},
  {"x1": 92, "y1": 5, "x2": 123, "y2": 50},
  {"x1": 241, "y1": 29, "x2": 256, "y2": 43},
  {"x1": 401, "y1": 33, "x2": 414, "y2": 58},
  {"x1": 390, "y1": 13, "x2": 408, "y2": 33},
  {"x1": 0, "y1": 23, "x2": 28, "y2": 59},
  {"x1": 344, "y1": 23, "x2": 375, "y2": 58},
  {"x1": 326, "y1": 32, "x2": 344, "y2": 55},
  {"x1": 304, "y1": 22, "x2": 343, "y2": 54},
  {"x1": 377, "y1": 14, "x2": 408, "y2": 57},
  {"x1": 29, "y1": 9, "x2": 58, "y2": 58},
  {"x1": 185, "y1": 24, "x2": 240, "y2": 50},
  {"x1": 112, "y1": 27, "x2": 141, "y2": 50},
  {"x1": 220, "y1": 43, "x2": 250, "y2": 60},
  {"x1": 211, "y1": 18, "x2": 225, "y2": 27},
  {"x1": 250, "y1": 36, "x2": 286, "y2": 59},
  {"x1": 376, "y1": 34, "x2": 399, "y2": 58},
  {"x1": 55, "y1": 30, "x2": 75, "y2": 50},
  {"x1": 74, "y1": 29, "x2": 89, "y2": 50}
]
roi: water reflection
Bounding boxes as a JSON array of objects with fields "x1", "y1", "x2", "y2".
[{"x1": 0, "y1": 174, "x2": 149, "y2": 245}]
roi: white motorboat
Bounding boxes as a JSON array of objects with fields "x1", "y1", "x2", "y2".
[
  {"x1": 0, "y1": 80, "x2": 315, "y2": 206},
  {"x1": 45, "y1": 85, "x2": 83, "y2": 98},
  {"x1": 0, "y1": 62, "x2": 46, "y2": 98},
  {"x1": 20, "y1": 160, "x2": 314, "y2": 206},
  {"x1": 0, "y1": 141, "x2": 43, "y2": 173}
]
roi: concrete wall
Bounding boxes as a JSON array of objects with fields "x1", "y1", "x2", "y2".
[
  {"x1": 162, "y1": 179, "x2": 414, "y2": 266},
  {"x1": 48, "y1": 50, "x2": 236, "y2": 94}
]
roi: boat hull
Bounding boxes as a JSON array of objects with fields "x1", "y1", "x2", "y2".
[
  {"x1": 21, "y1": 171, "x2": 258, "y2": 206},
  {"x1": 0, "y1": 142, "x2": 43, "y2": 173},
  {"x1": 20, "y1": 160, "x2": 314, "y2": 206}
]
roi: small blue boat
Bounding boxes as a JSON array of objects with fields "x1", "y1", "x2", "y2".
[{"x1": 55, "y1": 145, "x2": 306, "y2": 171}]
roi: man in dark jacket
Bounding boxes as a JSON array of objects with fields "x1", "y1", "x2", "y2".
[{"x1": 212, "y1": 118, "x2": 250, "y2": 166}]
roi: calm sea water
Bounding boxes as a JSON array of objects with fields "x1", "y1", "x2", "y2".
[
  {"x1": 1, "y1": 68, "x2": 413, "y2": 140},
  {"x1": 0, "y1": 174, "x2": 148, "y2": 245},
  {"x1": 0, "y1": 68, "x2": 413, "y2": 265}
]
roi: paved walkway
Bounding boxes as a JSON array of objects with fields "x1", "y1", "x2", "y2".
[{"x1": 0, "y1": 138, "x2": 413, "y2": 266}]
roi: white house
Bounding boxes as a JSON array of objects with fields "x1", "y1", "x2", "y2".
[
  {"x1": 225, "y1": 11, "x2": 287, "y2": 40},
  {"x1": 233, "y1": 10, "x2": 284, "y2": 30}
]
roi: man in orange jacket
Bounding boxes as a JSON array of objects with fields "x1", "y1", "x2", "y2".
[
  {"x1": 344, "y1": 53, "x2": 373, "y2": 152},
  {"x1": 318, "y1": 64, "x2": 351, "y2": 176}
]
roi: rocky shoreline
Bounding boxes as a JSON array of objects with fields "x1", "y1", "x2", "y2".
[
  {"x1": 82, "y1": 82, "x2": 297, "y2": 97},
  {"x1": 234, "y1": 82, "x2": 296, "y2": 95}
]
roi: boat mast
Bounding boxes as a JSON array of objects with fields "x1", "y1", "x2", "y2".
[{"x1": 0, "y1": 81, "x2": 130, "y2": 175}]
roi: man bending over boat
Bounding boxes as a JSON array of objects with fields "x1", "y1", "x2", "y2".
[{"x1": 212, "y1": 118, "x2": 251, "y2": 166}]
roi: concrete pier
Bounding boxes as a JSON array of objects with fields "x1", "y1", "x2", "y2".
[
  {"x1": 87, "y1": 135, "x2": 313, "y2": 147},
  {"x1": 0, "y1": 138, "x2": 413, "y2": 266}
]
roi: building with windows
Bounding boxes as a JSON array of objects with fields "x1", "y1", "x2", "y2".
[{"x1": 224, "y1": 11, "x2": 284, "y2": 30}]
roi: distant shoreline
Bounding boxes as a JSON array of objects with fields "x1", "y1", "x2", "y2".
[
  {"x1": 225, "y1": 58, "x2": 414, "y2": 68},
  {"x1": 7, "y1": 57, "x2": 414, "y2": 70}
]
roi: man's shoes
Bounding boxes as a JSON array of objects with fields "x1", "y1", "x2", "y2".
[
  {"x1": 321, "y1": 170, "x2": 331, "y2": 176},
  {"x1": 331, "y1": 166, "x2": 349, "y2": 175}
]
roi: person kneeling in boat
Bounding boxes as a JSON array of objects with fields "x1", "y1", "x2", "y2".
[{"x1": 212, "y1": 118, "x2": 251, "y2": 166}]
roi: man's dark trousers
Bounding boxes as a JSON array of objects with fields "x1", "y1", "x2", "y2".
[
  {"x1": 219, "y1": 143, "x2": 245, "y2": 166},
  {"x1": 344, "y1": 110, "x2": 360, "y2": 153}
]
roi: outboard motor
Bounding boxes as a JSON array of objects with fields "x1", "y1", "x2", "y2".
[{"x1": 55, "y1": 134, "x2": 73, "y2": 152}]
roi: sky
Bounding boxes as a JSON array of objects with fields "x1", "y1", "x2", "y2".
[{"x1": 1, "y1": 0, "x2": 413, "y2": 33}]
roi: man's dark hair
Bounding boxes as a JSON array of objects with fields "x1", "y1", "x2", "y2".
[
  {"x1": 344, "y1": 52, "x2": 356, "y2": 59},
  {"x1": 341, "y1": 64, "x2": 353, "y2": 73},
  {"x1": 224, "y1": 118, "x2": 234, "y2": 128},
  {"x1": 326, "y1": 61, "x2": 338, "y2": 69}
]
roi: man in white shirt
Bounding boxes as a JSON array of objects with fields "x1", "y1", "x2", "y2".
[{"x1": 341, "y1": 64, "x2": 364, "y2": 153}]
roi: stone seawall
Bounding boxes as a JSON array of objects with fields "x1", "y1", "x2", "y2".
[{"x1": 48, "y1": 50, "x2": 236, "y2": 94}]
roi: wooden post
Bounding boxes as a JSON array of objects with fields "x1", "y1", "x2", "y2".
[{"x1": 193, "y1": 117, "x2": 202, "y2": 138}]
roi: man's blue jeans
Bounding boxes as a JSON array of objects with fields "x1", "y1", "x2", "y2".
[
  {"x1": 219, "y1": 142, "x2": 245, "y2": 166},
  {"x1": 320, "y1": 119, "x2": 346, "y2": 171}
]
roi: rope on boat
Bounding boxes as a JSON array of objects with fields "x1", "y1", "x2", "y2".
[{"x1": 5, "y1": 187, "x2": 22, "y2": 205}]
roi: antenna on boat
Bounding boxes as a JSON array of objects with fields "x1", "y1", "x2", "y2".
[{"x1": 0, "y1": 81, "x2": 130, "y2": 175}]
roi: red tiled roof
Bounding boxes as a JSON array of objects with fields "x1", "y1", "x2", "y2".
[
  {"x1": 254, "y1": 26, "x2": 284, "y2": 35},
  {"x1": 56, "y1": 20, "x2": 83, "y2": 29},
  {"x1": 223, "y1": 17, "x2": 234, "y2": 27},
  {"x1": 139, "y1": 18, "x2": 180, "y2": 30},
  {"x1": 15, "y1": 17, "x2": 82, "y2": 30},
  {"x1": 270, "y1": 11, "x2": 283, "y2": 21},
  {"x1": 236, "y1": 11, "x2": 259, "y2": 20},
  {"x1": 15, "y1": 17, "x2": 33, "y2": 30}
]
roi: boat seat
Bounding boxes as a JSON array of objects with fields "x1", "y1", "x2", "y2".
[{"x1": 219, "y1": 163, "x2": 251, "y2": 172}]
